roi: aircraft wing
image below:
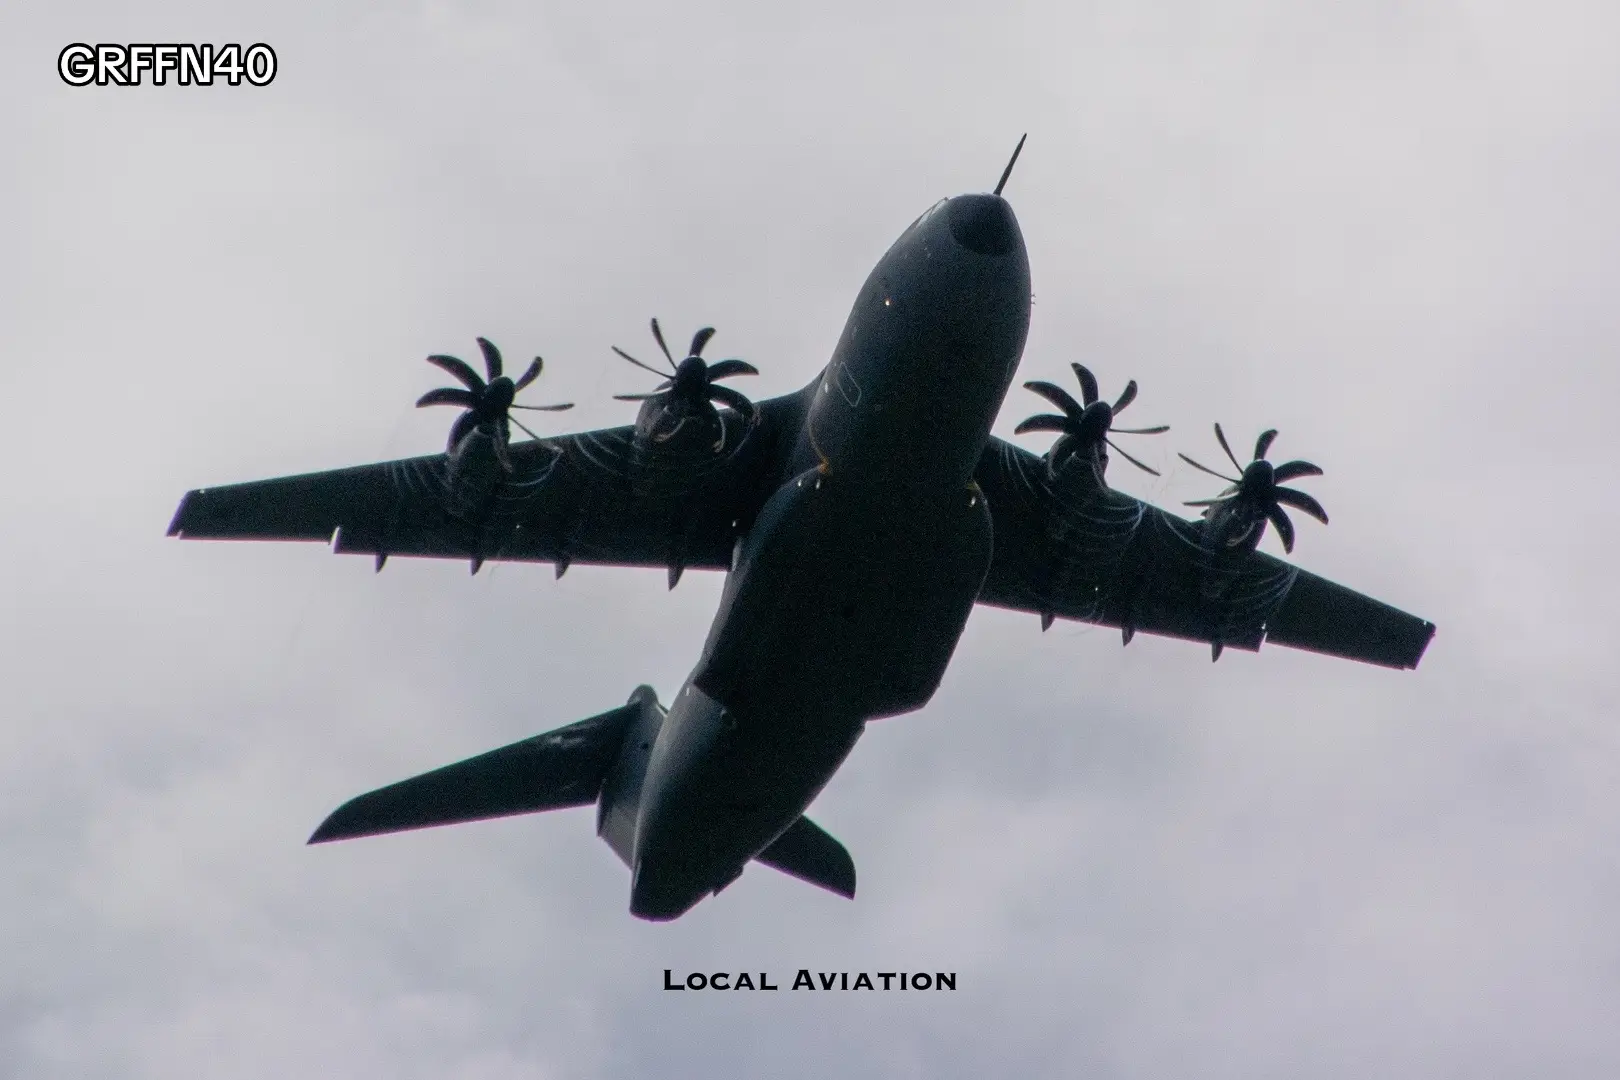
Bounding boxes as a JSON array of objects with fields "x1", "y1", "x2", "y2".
[
  {"x1": 168, "y1": 393, "x2": 806, "y2": 577},
  {"x1": 972, "y1": 437, "x2": 1435, "y2": 668}
]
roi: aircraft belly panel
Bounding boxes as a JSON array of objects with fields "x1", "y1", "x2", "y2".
[{"x1": 694, "y1": 469, "x2": 994, "y2": 725}]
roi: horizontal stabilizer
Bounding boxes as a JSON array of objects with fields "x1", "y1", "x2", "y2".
[
  {"x1": 308, "y1": 692, "x2": 652, "y2": 844},
  {"x1": 754, "y1": 815, "x2": 856, "y2": 900}
]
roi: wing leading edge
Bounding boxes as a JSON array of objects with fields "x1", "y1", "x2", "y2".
[
  {"x1": 973, "y1": 436, "x2": 1434, "y2": 668},
  {"x1": 169, "y1": 392, "x2": 808, "y2": 575}
]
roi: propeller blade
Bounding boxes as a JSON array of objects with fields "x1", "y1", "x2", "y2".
[
  {"x1": 612, "y1": 345, "x2": 671, "y2": 379},
  {"x1": 415, "y1": 387, "x2": 478, "y2": 409},
  {"x1": 1183, "y1": 498, "x2": 1226, "y2": 507},
  {"x1": 512, "y1": 356, "x2": 543, "y2": 393},
  {"x1": 511, "y1": 402, "x2": 576, "y2": 411},
  {"x1": 493, "y1": 421, "x2": 513, "y2": 471},
  {"x1": 477, "y1": 337, "x2": 503, "y2": 381},
  {"x1": 1014, "y1": 414, "x2": 1072, "y2": 435},
  {"x1": 708, "y1": 383, "x2": 757, "y2": 419},
  {"x1": 1178, "y1": 453, "x2": 1240, "y2": 484},
  {"x1": 1024, "y1": 380, "x2": 1083, "y2": 421},
  {"x1": 1214, "y1": 423, "x2": 1243, "y2": 472},
  {"x1": 1112, "y1": 379, "x2": 1138, "y2": 414},
  {"x1": 1272, "y1": 460, "x2": 1323, "y2": 483},
  {"x1": 1254, "y1": 428, "x2": 1278, "y2": 461},
  {"x1": 1110, "y1": 425, "x2": 1169, "y2": 435},
  {"x1": 1266, "y1": 505, "x2": 1295, "y2": 553},
  {"x1": 426, "y1": 353, "x2": 486, "y2": 392},
  {"x1": 1071, "y1": 364, "x2": 1100, "y2": 406},
  {"x1": 689, "y1": 327, "x2": 716, "y2": 357},
  {"x1": 447, "y1": 410, "x2": 479, "y2": 453},
  {"x1": 649, "y1": 318, "x2": 676, "y2": 368},
  {"x1": 614, "y1": 392, "x2": 662, "y2": 401},
  {"x1": 1105, "y1": 437, "x2": 1160, "y2": 476},
  {"x1": 1273, "y1": 486, "x2": 1329, "y2": 523},
  {"x1": 704, "y1": 358, "x2": 759, "y2": 381},
  {"x1": 507, "y1": 413, "x2": 546, "y2": 444}
]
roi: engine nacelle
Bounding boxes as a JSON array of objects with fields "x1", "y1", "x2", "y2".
[
  {"x1": 1045, "y1": 441, "x2": 1110, "y2": 496},
  {"x1": 1197, "y1": 501, "x2": 1266, "y2": 560},
  {"x1": 1192, "y1": 503, "x2": 1282, "y2": 635},
  {"x1": 624, "y1": 400, "x2": 761, "y2": 500},
  {"x1": 633, "y1": 397, "x2": 729, "y2": 457},
  {"x1": 442, "y1": 428, "x2": 504, "y2": 521}
]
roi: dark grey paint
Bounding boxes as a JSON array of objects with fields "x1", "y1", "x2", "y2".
[{"x1": 172, "y1": 190, "x2": 1432, "y2": 921}]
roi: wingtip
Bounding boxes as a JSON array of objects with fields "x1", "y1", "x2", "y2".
[
  {"x1": 1409, "y1": 621, "x2": 1438, "y2": 669},
  {"x1": 306, "y1": 798, "x2": 366, "y2": 845},
  {"x1": 307, "y1": 814, "x2": 371, "y2": 846},
  {"x1": 166, "y1": 491, "x2": 196, "y2": 537}
]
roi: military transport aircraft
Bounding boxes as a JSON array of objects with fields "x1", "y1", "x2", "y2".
[{"x1": 168, "y1": 143, "x2": 1433, "y2": 920}]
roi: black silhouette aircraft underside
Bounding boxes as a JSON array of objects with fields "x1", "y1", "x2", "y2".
[{"x1": 168, "y1": 178, "x2": 1432, "y2": 921}]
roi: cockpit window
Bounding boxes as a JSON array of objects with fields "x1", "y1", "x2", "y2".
[{"x1": 907, "y1": 199, "x2": 948, "y2": 233}]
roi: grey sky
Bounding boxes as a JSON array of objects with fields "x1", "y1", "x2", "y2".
[{"x1": 3, "y1": 2, "x2": 1619, "y2": 1077}]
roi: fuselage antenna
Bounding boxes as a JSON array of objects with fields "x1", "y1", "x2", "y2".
[{"x1": 993, "y1": 134, "x2": 1027, "y2": 197}]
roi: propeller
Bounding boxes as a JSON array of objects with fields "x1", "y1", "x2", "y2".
[
  {"x1": 416, "y1": 337, "x2": 574, "y2": 470},
  {"x1": 611, "y1": 318, "x2": 759, "y2": 448},
  {"x1": 1178, "y1": 424, "x2": 1328, "y2": 554},
  {"x1": 1014, "y1": 363, "x2": 1169, "y2": 479}
]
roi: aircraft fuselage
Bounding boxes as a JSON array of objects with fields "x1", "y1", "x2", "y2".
[{"x1": 627, "y1": 193, "x2": 1032, "y2": 919}]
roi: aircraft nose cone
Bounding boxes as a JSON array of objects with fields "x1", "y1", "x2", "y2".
[{"x1": 947, "y1": 194, "x2": 1018, "y2": 256}]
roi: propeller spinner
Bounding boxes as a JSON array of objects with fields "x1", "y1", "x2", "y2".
[
  {"x1": 1015, "y1": 363, "x2": 1169, "y2": 480},
  {"x1": 416, "y1": 337, "x2": 574, "y2": 470},
  {"x1": 1179, "y1": 424, "x2": 1328, "y2": 554}
]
